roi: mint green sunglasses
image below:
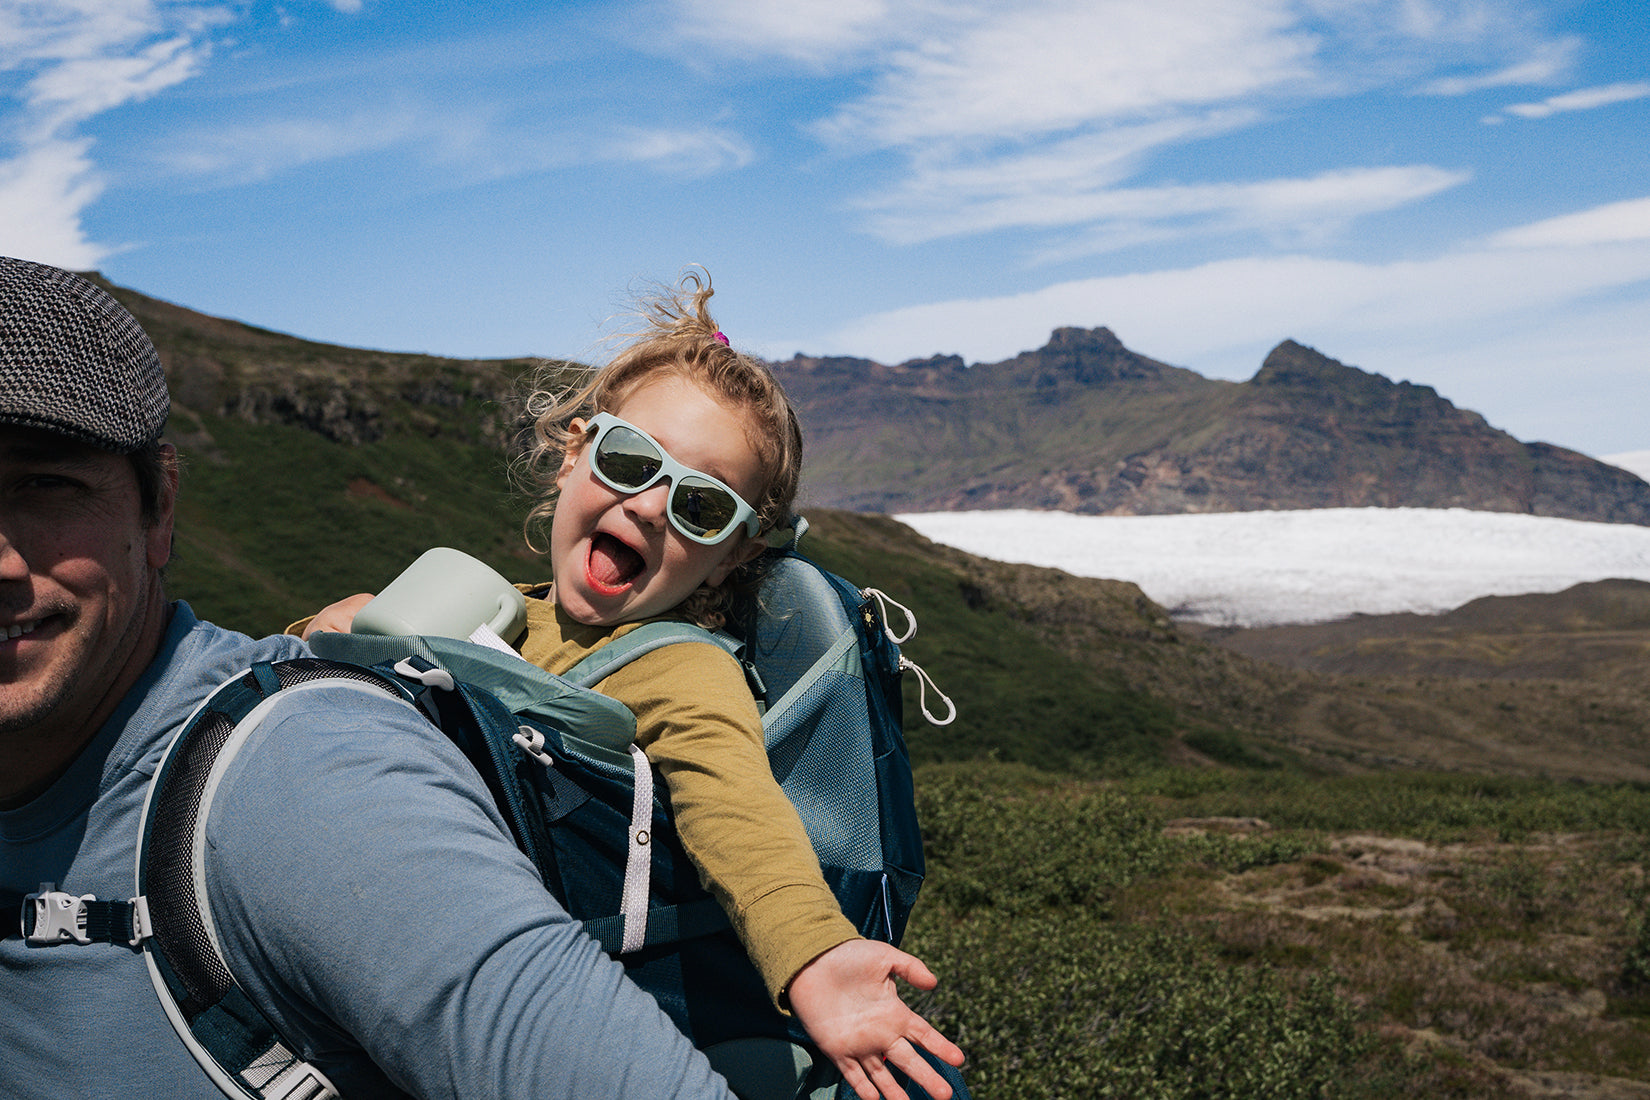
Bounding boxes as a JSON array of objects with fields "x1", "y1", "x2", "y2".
[{"x1": 583, "y1": 412, "x2": 760, "y2": 545}]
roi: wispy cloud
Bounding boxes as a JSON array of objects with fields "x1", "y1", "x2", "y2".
[
  {"x1": 673, "y1": 0, "x2": 894, "y2": 64},
  {"x1": 1030, "y1": 165, "x2": 1470, "y2": 262},
  {"x1": 155, "y1": 94, "x2": 754, "y2": 191},
  {"x1": 597, "y1": 126, "x2": 755, "y2": 175},
  {"x1": 825, "y1": 199, "x2": 1650, "y2": 370},
  {"x1": 813, "y1": 0, "x2": 1315, "y2": 150},
  {"x1": 1420, "y1": 38, "x2": 1578, "y2": 95},
  {"x1": 736, "y1": 0, "x2": 1570, "y2": 254},
  {"x1": 1487, "y1": 195, "x2": 1650, "y2": 248},
  {"x1": 864, "y1": 138, "x2": 1469, "y2": 250},
  {"x1": 1486, "y1": 80, "x2": 1650, "y2": 122},
  {"x1": 157, "y1": 107, "x2": 432, "y2": 184},
  {"x1": 0, "y1": 0, "x2": 227, "y2": 265}
]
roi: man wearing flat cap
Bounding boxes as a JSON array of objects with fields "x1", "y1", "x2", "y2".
[{"x1": 0, "y1": 257, "x2": 735, "y2": 1100}]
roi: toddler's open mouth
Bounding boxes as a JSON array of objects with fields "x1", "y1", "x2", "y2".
[{"x1": 587, "y1": 532, "x2": 645, "y2": 594}]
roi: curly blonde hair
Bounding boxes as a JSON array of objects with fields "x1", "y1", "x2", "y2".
[{"x1": 518, "y1": 271, "x2": 803, "y2": 628}]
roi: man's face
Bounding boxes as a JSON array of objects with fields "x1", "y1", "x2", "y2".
[{"x1": 0, "y1": 427, "x2": 174, "y2": 750}]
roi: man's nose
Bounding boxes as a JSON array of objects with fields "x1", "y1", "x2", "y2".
[{"x1": 0, "y1": 520, "x2": 28, "y2": 582}]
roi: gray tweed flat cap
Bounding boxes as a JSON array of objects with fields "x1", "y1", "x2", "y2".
[{"x1": 0, "y1": 256, "x2": 168, "y2": 453}]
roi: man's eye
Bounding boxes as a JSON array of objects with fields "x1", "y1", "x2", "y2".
[{"x1": 17, "y1": 474, "x2": 77, "y2": 492}]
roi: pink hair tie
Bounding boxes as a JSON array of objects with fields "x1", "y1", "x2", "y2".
[{"x1": 713, "y1": 331, "x2": 729, "y2": 346}]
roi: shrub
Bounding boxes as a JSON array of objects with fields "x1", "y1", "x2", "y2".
[{"x1": 905, "y1": 912, "x2": 1368, "y2": 1099}]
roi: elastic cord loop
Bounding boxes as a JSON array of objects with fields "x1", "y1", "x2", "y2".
[
  {"x1": 862, "y1": 588, "x2": 918, "y2": 644},
  {"x1": 899, "y1": 657, "x2": 957, "y2": 726}
]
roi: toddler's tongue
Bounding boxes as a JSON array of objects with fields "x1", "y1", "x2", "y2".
[{"x1": 588, "y1": 532, "x2": 644, "y2": 593}]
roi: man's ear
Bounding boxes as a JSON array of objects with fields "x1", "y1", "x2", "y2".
[{"x1": 146, "y1": 444, "x2": 180, "y2": 570}]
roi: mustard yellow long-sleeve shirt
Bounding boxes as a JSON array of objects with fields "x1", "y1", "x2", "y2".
[{"x1": 515, "y1": 585, "x2": 858, "y2": 1005}]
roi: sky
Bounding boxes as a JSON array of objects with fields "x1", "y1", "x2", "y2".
[
  {"x1": 2, "y1": 0, "x2": 1647, "y2": 457},
  {"x1": 898, "y1": 504, "x2": 1650, "y2": 625}
]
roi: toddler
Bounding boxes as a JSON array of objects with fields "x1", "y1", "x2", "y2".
[{"x1": 306, "y1": 273, "x2": 962, "y2": 1100}]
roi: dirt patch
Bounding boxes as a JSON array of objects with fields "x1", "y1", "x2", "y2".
[
  {"x1": 346, "y1": 477, "x2": 412, "y2": 509},
  {"x1": 1163, "y1": 828, "x2": 1650, "y2": 1097}
]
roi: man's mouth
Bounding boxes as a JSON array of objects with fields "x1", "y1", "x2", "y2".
[
  {"x1": 2, "y1": 619, "x2": 38, "y2": 641},
  {"x1": 586, "y1": 533, "x2": 645, "y2": 595}
]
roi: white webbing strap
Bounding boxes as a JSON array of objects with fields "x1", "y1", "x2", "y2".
[
  {"x1": 242, "y1": 1040, "x2": 339, "y2": 1100},
  {"x1": 619, "y1": 744, "x2": 653, "y2": 953},
  {"x1": 467, "y1": 622, "x2": 529, "y2": 659}
]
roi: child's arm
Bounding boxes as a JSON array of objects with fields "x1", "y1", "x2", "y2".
[
  {"x1": 296, "y1": 593, "x2": 376, "y2": 638},
  {"x1": 787, "y1": 939, "x2": 965, "y2": 1100}
]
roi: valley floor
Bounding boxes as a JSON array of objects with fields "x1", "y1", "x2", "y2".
[{"x1": 907, "y1": 765, "x2": 1650, "y2": 1099}]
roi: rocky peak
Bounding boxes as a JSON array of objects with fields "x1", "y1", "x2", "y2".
[
  {"x1": 894, "y1": 353, "x2": 967, "y2": 374},
  {"x1": 1249, "y1": 340, "x2": 1462, "y2": 420},
  {"x1": 1251, "y1": 340, "x2": 1374, "y2": 389},
  {"x1": 1004, "y1": 325, "x2": 1166, "y2": 387}
]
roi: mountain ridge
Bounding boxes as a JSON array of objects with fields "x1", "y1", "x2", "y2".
[
  {"x1": 777, "y1": 327, "x2": 1650, "y2": 524},
  {"x1": 93, "y1": 274, "x2": 1650, "y2": 526}
]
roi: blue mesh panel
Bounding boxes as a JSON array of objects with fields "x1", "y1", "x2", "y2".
[
  {"x1": 749, "y1": 558, "x2": 855, "y2": 702},
  {"x1": 771, "y1": 669, "x2": 881, "y2": 872}
]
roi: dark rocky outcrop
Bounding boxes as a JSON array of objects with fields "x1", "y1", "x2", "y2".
[{"x1": 780, "y1": 331, "x2": 1650, "y2": 525}]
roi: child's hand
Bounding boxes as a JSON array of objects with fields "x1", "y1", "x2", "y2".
[
  {"x1": 786, "y1": 939, "x2": 965, "y2": 1100},
  {"x1": 301, "y1": 593, "x2": 376, "y2": 639}
]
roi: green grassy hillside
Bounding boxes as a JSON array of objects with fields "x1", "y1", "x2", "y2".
[{"x1": 164, "y1": 406, "x2": 1199, "y2": 771}]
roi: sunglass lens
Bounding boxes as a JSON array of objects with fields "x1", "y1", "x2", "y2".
[
  {"x1": 594, "y1": 426, "x2": 663, "y2": 488},
  {"x1": 672, "y1": 476, "x2": 740, "y2": 540}
]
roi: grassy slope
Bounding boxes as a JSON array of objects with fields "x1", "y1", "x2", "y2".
[{"x1": 170, "y1": 411, "x2": 539, "y2": 631}]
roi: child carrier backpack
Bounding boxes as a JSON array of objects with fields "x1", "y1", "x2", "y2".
[{"x1": 110, "y1": 530, "x2": 964, "y2": 1100}]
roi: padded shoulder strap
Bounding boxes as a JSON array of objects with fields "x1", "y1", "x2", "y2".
[
  {"x1": 561, "y1": 620, "x2": 740, "y2": 690},
  {"x1": 138, "y1": 659, "x2": 407, "y2": 1100}
]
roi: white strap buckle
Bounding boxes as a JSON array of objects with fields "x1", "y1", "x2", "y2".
[
  {"x1": 24, "y1": 883, "x2": 94, "y2": 945},
  {"x1": 392, "y1": 657, "x2": 456, "y2": 691},
  {"x1": 512, "y1": 726, "x2": 555, "y2": 768}
]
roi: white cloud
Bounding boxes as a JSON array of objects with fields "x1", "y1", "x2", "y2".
[
  {"x1": 815, "y1": 0, "x2": 1314, "y2": 150},
  {"x1": 673, "y1": 0, "x2": 892, "y2": 63},
  {"x1": 0, "y1": 138, "x2": 107, "y2": 268},
  {"x1": 857, "y1": 111, "x2": 1257, "y2": 243},
  {"x1": 770, "y1": 0, "x2": 1573, "y2": 257},
  {"x1": 159, "y1": 109, "x2": 427, "y2": 183},
  {"x1": 866, "y1": 154, "x2": 1469, "y2": 249},
  {"x1": 157, "y1": 99, "x2": 757, "y2": 189},
  {"x1": 0, "y1": 2, "x2": 162, "y2": 65},
  {"x1": 824, "y1": 217, "x2": 1650, "y2": 371},
  {"x1": 1420, "y1": 38, "x2": 1578, "y2": 94},
  {"x1": 1487, "y1": 196, "x2": 1650, "y2": 249},
  {"x1": 0, "y1": 1, "x2": 226, "y2": 265},
  {"x1": 599, "y1": 126, "x2": 755, "y2": 175},
  {"x1": 1493, "y1": 80, "x2": 1650, "y2": 121},
  {"x1": 24, "y1": 33, "x2": 209, "y2": 134}
]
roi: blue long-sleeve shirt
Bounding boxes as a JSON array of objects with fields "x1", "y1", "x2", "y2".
[{"x1": 1, "y1": 602, "x2": 732, "y2": 1099}]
